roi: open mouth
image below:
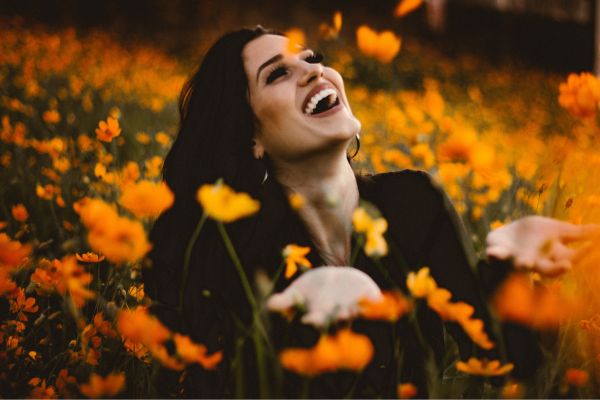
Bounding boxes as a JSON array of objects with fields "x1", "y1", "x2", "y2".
[{"x1": 303, "y1": 87, "x2": 341, "y2": 115}]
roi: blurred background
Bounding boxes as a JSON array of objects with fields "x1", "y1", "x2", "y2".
[{"x1": 0, "y1": 0, "x2": 596, "y2": 72}]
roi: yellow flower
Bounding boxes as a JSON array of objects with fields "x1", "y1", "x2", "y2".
[
  {"x1": 352, "y1": 206, "x2": 388, "y2": 257},
  {"x1": 11, "y1": 203, "x2": 28, "y2": 222},
  {"x1": 394, "y1": 0, "x2": 423, "y2": 17},
  {"x1": 196, "y1": 182, "x2": 260, "y2": 223},
  {"x1": 119, "y1": 180, "x2": 174, "y2": 218},
  {"x1": 79, "y1": 373, "x2": 125, "y2": 398},
  {"x1": 75, "y1": 252, "x2": 105, "y2": 263},
  {"x1": 282, "y1": 244, "x2": 312, "y2": 278},
  {"x1": 356, "y1": 25, "x2": 401, "y2": 63},
  {"x1": 397, "y1": 382, "x2": 418, "y2": 399},
  {"x1": 95, "y1": 117, "x2": 121, "y2": 142},
  {"x1": 406, "y1": 267, "x2": 437, "y2": 298},
  {"x1": 456, "y1": 357, "x2": 514, "y2": 377}
]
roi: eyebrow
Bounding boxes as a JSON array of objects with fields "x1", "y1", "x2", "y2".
[{"x1": 256, "y1": 53, "x2": 283, "y2": 83}]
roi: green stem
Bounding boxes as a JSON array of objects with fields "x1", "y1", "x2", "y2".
[
  {"x1": 373, "y1": 257, "x2": 398, "y2": 289},
  {"x1": 350, "y1": 234, "x2": 364, "y2": 266},
  {"x1": 217, "y1": 222, "x2": 268, "y2": 398},
  {"x1": 178, "y1": 213, "x2": 207, "y2": 313}
]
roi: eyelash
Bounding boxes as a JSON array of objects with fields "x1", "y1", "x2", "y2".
[{"x1": 265, "y1": 52, "x2": 325, "y2": 84}]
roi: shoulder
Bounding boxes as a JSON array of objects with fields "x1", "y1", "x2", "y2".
[{"x1": 357, "y1": 169, "x2": 446, "y2": 211}]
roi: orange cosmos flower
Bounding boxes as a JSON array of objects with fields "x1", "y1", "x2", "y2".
[
  {"x1": 456, "y1": 357, "x2": 514, "y2": 377},
  {"x1": 144, "y1": 155, "x2": 163, "y2": 178},
  {"x1": 284, "y1": 28, "x2": 306, "y2": 54},
  {"x1": 288, "y1": 192, "x2": 305, "y2": 210},
  {"x1": 155, "y1": 131, "x2": 171, "y2": 147},
  {"x1": 559, "y1": 72, "x2": 600, "y2": 118},
  {"x1": 87, "y1": 216, "x2": 151, "y2": 264},
  {"x1": 95, "y1": 117, "x2": 121, "y2": 142},
  {"x1": 30, "y1": 256, "x2": 95, "y2": 307},
  {"x1": 0, "y1": 232, "x2": 31, "y2": 270},
  {"x1": 397, "y1": 382, "x2": 418, "y2": 399},
  {"x1": 564, "y1": 368, "x2": 589, "y2": 387},
  {"x1": 282, "y1": 244, "x2": 312, "y2": 278},
  {"x1": 356, "y1": 25, "x2": 401, "y2": 63},
  {"x1": 359, "y1": 291, "x2": 411, "y2": 321},
  {"x1": 11, "y1": 203, "x2": 28, "y2": 222},
  {"x1": 117, "y1": 307, "x2": 170, "y2": 350},
  {"x1": 173, "y1": 333, "x2": 223, "y2": 369},
  {"x1": 196, "y1": 182, "x2": 260, "y2": 223},
  {"x1": 9, "y1": 288, "x2": 39, "y2": 322},
  {"x1": 492, "y1": 273, "x2": 573, "y2": 329},
  {"x1": 119, "y1": 180, "x2": 174, "y2": 218},
  {"x1": 29, "y1": 379, "x2": 57, "y2": 399},
  {"x1": 136, "y1": 132, "x2": 151, "y2": 144},
  {"x1": 280, "y1": 329, "x2": 373, "y2": 376},
  {"x1": 79, "y1": 373, "x2": 125, "y2": 398},
  {"x1": 501, "y1": 381, "x2": 524, "y2": 399},
  {"x1": 42, "y1": 109, "x2": 61, "y2": 124},
  {"x1": 75, "y1": 252, "x2": 105, "y2": 263},
  {"x1": 394, "y1": 0, "x2": 424, "y2": 17}
]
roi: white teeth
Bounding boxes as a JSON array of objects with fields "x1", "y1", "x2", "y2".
[{"x1": 304, "y1": 88, "x2": 338, "y2": 115}]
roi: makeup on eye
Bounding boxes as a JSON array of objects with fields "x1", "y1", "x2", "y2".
[{"x1": 264, "y1": 51, "x2": 325, "y2": 85}]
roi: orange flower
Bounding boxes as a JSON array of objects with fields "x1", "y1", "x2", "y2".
[
  {"x1": 136, "y1": 132, "x2": 151, "y2": 144},
  {"x1": 197, "y1": 182, "x2": 260, "y2": 223},
  {"x1": 394, "y1": 0, "x2": 424, "y2": 17},
  {"x1": 42, "y1": 109, "x2": 61, "y2": 124},
  {"x1": 155, "y1": 131, "x2": 171, "y2": 147},
  {"x1": 356, "y1": 25, "x2": 401, "y2": 63},
  {"x1": 456, "y1": 357, "x2": 514, "y2": 377},
  {"x1": 144, "y1": 155, "x2": 163, "y2": 178},
  {"x1": 76, "y1": 252, "x2": 105, "y2": 263},
  {"x1": 352, "y1": 206, "x2": 389, "y2": 257},
  {"x1": 117, "y1": 307, "x2": 170, "y2": 351},
  {"x1": 29, "y1": 379, "x2": 57, "y2": 399},
  {"x1": 173, "y1": 333, "x2": 223, "y2": 369},
  {"x1": 501, "y1": 381, "x2": 524, "y2": 399},
  {"x1": 558, "y1": 72, "x2": 600, "y2": 118},
  {"x1": 280, "y1": 329, "x2": 373, "y2": 376},
  {"x1": 30, "y1": 256, "x2": 95, "y2": 307},
  {"x1": 288, "y1": 192, "x2": 305, "y2": 210},
  {"x1": 9, "y1": 288, "x2": 39, "y2": 321},
  {"x1": 0, "y1": 232, "x2": 31, "y2": 270},
  {"x1": 95, "y1": 117, "x2": 121, "y2": 142},
  {"x1": 492, "y1": 273, "x2": 573, "y2": 329},
  {"x1": 119, "y1": 180, "x2": 174, "y2": 218},
  {"x1": 11, "y1": 203, "x2": 28, "y2": 222},
  {"x1": 359, "y1": 291, "x2": 411, "y2": 321},
  {"x1": 564, "y1": 368, "x2": 589, "y2": 387},
  {"x1": 128, "y1": 284, "x2": 145, "y2": 301},
  {"x1": 75, "y1": 198, "x2": 151, "y2": 264},
  {"x1": 79, "y1": 373, "x2": 125, "y2": 398},
  {"x1": 282, "y1": 244, "x2": 312, "y2": 278},
  {"x1": 284, "y1": 28, "x2": 306, "y2": 54},
  {"x1": 397, "y1": 382, "x2": 418, "y2": 398}
]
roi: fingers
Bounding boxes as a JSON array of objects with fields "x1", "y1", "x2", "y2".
[{"x1": 558, "y1": 222, "x2": 600, "y2": 243}]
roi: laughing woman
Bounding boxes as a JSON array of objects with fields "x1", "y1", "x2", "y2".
[{"x1": 143, "y1": 26, "x2": 591, "y2": 398}]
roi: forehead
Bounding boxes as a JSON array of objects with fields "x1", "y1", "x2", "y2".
[{"x1": 243, "y1": 34, "x2": 289, "y2": 75}]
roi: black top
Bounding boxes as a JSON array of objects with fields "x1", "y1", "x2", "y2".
[{"x1": 144, "y1": 169, "x2": 541, "y2": 398}]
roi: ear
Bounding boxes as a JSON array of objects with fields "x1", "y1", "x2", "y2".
[{"x1": 252, "y1": 137, "x2": 265, "y2": 160}]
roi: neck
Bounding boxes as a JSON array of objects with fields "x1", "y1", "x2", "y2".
[{"x1": 271, "y1": 147, "x2": 359, "y2": 266}]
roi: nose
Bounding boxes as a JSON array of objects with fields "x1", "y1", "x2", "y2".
[{"x1": 298, "y1": 61, "x2": 324, "y2": 87}]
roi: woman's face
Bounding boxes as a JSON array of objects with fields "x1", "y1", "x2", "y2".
[{"x1": 243, "y1": 34, "x2": 361, "y2": 163}]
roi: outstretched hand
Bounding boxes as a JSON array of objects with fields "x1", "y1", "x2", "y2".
[{"x1": 486, "y1": 216, "x2": 598, "y2": 275}]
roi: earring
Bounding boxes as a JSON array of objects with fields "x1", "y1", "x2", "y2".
[{"x1": 348, "y1": 133, "x2": 360, "y2": 159}]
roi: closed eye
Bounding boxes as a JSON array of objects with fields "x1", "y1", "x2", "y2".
[{"x1": 266, "y1": 66, "x2": 288, "y2": 84}]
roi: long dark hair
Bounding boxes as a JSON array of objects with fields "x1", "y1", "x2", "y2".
[{"x1": 143, "y1": 26, "x2": 281, "y2": 331}]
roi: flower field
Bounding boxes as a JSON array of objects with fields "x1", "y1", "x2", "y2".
[{"x1": 2, "y1": 3, "x2": 600, "y2": 397}]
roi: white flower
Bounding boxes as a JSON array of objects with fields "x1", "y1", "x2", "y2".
[{"x1": 266, "y1": 266, "x2": 382, "y2": 328}]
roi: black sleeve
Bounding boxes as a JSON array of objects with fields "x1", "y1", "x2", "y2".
[{"x1": 414, "y1": 171, "x2": 541, "y2": 378}]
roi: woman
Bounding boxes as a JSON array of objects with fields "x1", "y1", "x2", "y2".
[{"x1": 143, "y1": 26, "x2": 590, "y2": 397}]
